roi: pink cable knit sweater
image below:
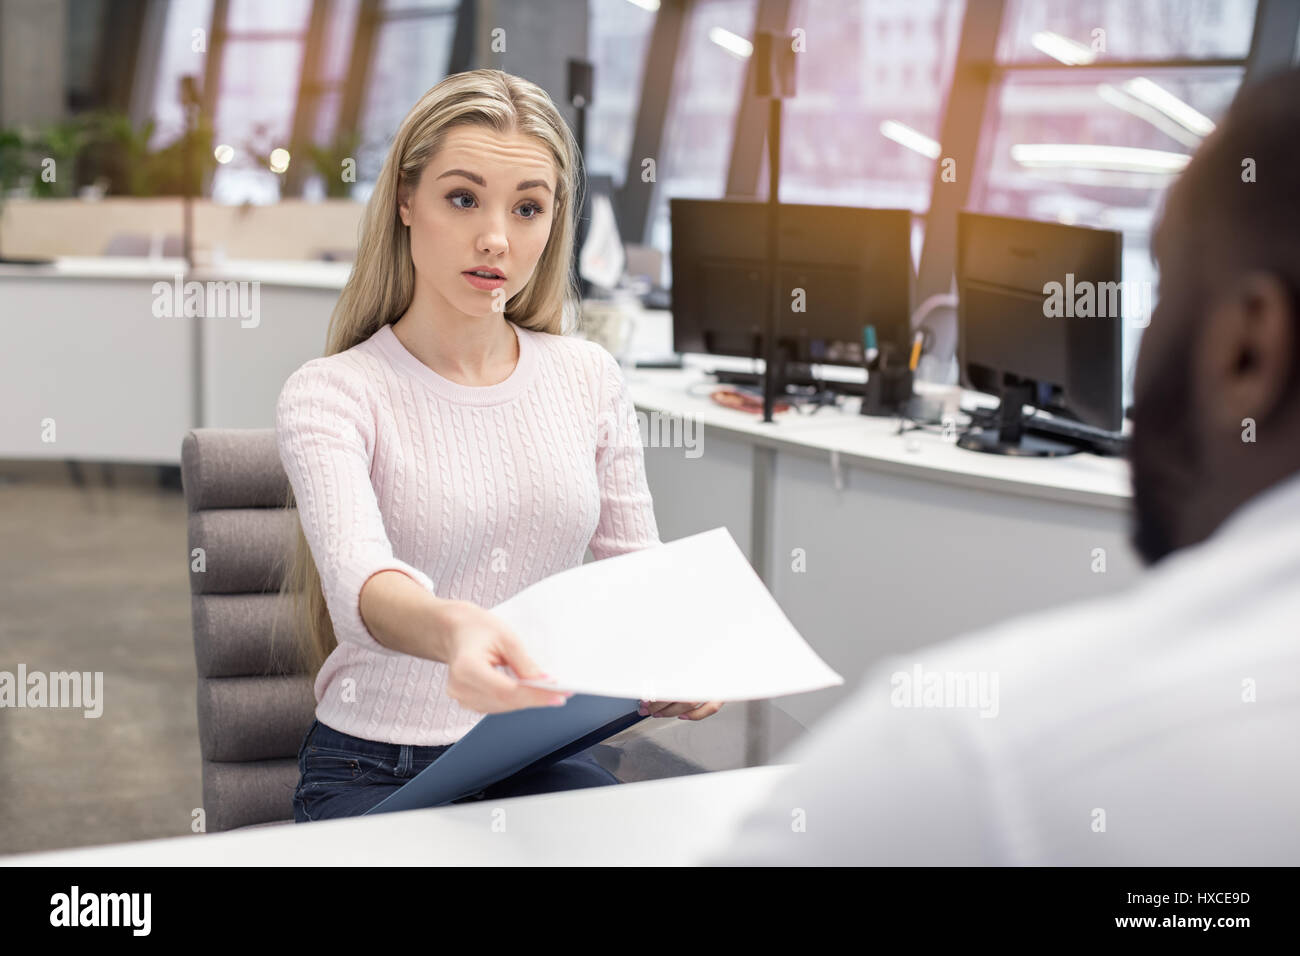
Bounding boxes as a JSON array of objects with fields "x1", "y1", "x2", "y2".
[{"x1": 275, "y1": 319, "x2": 660, "y2": 745}]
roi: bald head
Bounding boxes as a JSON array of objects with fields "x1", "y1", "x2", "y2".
[{"x1": 1130, "y1": 67, "x2": 1300, "y2": 564}]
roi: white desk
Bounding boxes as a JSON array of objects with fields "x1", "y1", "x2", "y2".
[
  {"x1": 0, "y1": 257, "x2": 346, "y2": 464},
  {"x1": 624, "y1": 360, "x2": 1142, "y2": 735},
  {"x1": 0, "y1": 765, "x2": 792, "y2": 867}
]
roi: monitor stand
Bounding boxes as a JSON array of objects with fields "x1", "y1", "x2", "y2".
[
  {"x1": 710, "y1": 359, "x2": 866, "y2": 398},
  {"x1": 957, "y1": 384, "x2": 1080, "y2": 457}
]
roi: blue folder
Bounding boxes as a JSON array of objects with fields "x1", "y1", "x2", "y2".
[{"x1": 364, "y1": 694, "x2": 647, "y2": 815}]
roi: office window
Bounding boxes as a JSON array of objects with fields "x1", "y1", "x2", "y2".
[
  {"x1": 997, "y1": 0, "x2": 1258, "y2": 62},
  {"x1": 777, "y1": 0, "x2": 966, "y2": 214},
  {"x1": 209, "y1": 0, "x2": 312, "y2": 203},
  {"x1": 227, "y1": 0, "x2": 312, "y2": 32},
  {"x1": 586, "y1": 0, "x2": 657, "y2": 184},
  {"x1": 646, "y1": 0, "x2": 758, "y2": 256},
  {"x1": 145, "y1": 0, "x2": 216, "y2": 148},
  {"x1": 972, "y1": 0, "x2": 1256, "y2": 405},
  {"x1": 299, "y1": 0, "x2": 363, "y2": 199},
  {"x1": 355, "y1": 2, "x2": 458, "y2": 191},
  {"x1": 315, "y1": 0, "x2": 362, "y2": 143}
]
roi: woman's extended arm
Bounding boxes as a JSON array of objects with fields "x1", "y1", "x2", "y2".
[{"x1": 359, "y1": 571, "x2": 569, "y2": 712}]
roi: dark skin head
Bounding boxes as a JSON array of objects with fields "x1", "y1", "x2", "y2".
[{"x1": 1129, "y1": 68, "x2": 1300, "y2": 564}]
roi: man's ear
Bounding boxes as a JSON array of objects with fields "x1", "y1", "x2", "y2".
[{"x1": 1194, "y1": 271, "x2": 1296, "y2": 432}]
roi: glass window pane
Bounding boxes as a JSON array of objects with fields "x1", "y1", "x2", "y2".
[
  {"x1": 320, "y1": 0, "x2": 361, "y2": 85},
  {"x1": 383, "y1": 0, "x2": 457, "y2": 10},
  {"x1": 148, "y1": 0, "x2": 215, "y2": 147},
  {"x1": 587, "y1": 0, "x2": 657, "y2": 183},
  {"x1": 997, "y1": 0, "x2": 1258, "y2": 63},
  {"x1": 227, "y1": 0, "x2": 311, "y2": 33},
  {"x1": 358, "y1": 14, "x2": 455, "y2": 181},
  {"x1": 779, "y1": 0, "x2": 966, "y2": 212},
  {"x1": 313, "y1": 89, "x2": 342, "y2": 144},
  {"x1": 648, "y1": 0, "x2": 757, "y2": 254},
  {"x1": 211, "y1": 39, "x2": 305, "y2": 203},
  {"x1": 214, "y1": 39, "x2": 304, "y2": 146},
  {"x1": 972, "y1": 68, "x2": 1244, "y2": 404}
]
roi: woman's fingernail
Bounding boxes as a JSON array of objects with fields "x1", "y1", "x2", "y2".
[
  {"x1": 678, "y1": 715, "x2": 690, "y2": 720},
  {"x1": 550, "y1": 695, "x2": 567, "y2": 706}
]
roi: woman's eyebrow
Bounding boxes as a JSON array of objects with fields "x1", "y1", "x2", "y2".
[{"x1": 435, "y1": 169, "x2": 552, "y2": 194}]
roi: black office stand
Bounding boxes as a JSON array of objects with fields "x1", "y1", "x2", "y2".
[
  {"x1": 568, "y1": 59, "x2": 594, "y2": 297},
  {"x1": 753, "y1": 31, "x2": 797, "y2": 424}
]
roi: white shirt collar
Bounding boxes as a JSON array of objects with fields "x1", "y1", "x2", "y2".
[{"x1": 1204, "y1": 469, "x2": 1300, "y2": 547}]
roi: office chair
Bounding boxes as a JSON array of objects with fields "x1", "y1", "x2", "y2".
[
  {"x1": 179, "y1": 428, "x2": 714, "y2": 832},
  {"x1": 181, "y1": 428, "x2": 309, "y2": 831},
  {"x1": 103, "y1": 232, "x2": 185, "y2": 258}
]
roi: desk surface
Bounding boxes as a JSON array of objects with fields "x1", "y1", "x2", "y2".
[
  {"x1": 0, "y1": 255, "x2": 353, "y2": 289},
  {"x1": 0, "y1": 765, "x2": 792, "y2": 867},
  {"x1": 624, "y1": 364, "x2": 1132, "y2": 509}
]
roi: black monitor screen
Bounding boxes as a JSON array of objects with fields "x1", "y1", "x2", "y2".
[
  {"x1": 670, "y1": 199, "x2": 913, "y2": 367},
  {"x1": 958, "y1": 212, "x2": 1124, "y2": 432}
]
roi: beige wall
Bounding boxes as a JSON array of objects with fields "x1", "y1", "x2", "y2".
[{"x1": 0, "y1": 198, "x2": 365, "y2": 261}]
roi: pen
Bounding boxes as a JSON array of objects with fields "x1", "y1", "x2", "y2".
[{"x1": 908, "y1": 329, "x2": 924, "y2": 372}]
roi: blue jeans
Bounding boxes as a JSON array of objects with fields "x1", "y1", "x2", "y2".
[{"x1": 292, "y1": 718, "x2": 621, "y2": 822}]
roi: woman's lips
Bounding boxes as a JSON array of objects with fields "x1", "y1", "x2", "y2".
[{"x1": 462, "y1": 271, "x2": 507, "y2": 291}]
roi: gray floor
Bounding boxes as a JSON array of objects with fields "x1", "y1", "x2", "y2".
[{"x1": 0, "y1": 459, "x2": 806, "y2": 856}]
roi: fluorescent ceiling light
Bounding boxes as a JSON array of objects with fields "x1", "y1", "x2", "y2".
[
  {"x1": 880, "y1": 120, "x2": 941, "y2": 159},
  {"x1": 709, "y1": 27, "x2": 752, "y2": 58},
  {"x1": 1122, "y1": 77, "x2": 1216, "y2": 136},
  {"x1": 1017, "y1": 167, "x2": 1183, "y2": 190},
  {"x1": 1097, "y1": 84, "x2": 1203, "y2": 149},
  {"x1": 1030, "y1": 31, "x2": 1095, "y2": 65},
  {"x1": 625, "y1": 0, "x2": 659, "y2": 11},
  {"x1": 1011, "y1": 143, "x2": 1190, "y2": 174}
]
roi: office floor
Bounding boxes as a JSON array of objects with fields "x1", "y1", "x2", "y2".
[{"x1": 0, "y1": 460, "x2": 806, "y2": 856}]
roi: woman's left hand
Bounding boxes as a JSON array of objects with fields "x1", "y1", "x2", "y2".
[{"x1": 638, "y1": 700, "x2": 724, "y2": 720}]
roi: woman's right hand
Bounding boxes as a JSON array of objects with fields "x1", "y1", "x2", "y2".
[{"x1": 440, "y1": 600, "x2": 572, "y2": 714}]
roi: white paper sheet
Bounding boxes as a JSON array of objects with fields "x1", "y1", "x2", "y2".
[{"x1": 495, "y1": 526, "x2": 843, "y2": 702}]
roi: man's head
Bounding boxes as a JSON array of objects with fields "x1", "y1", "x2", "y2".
[{"x1": 1129, "y1": 67, "x2": 1300, "y2": 565}]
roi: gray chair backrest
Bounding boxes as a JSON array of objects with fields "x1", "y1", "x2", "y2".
[
  {"x1": 180, "y1": 428, "x2": 314, "y2": 831},
  {"x1": 102, "y1": 233, "x2": 152, "y2": 256}
]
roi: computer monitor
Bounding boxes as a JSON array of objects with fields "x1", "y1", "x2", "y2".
[
  {"x1": 956, "y1": 211, "x2": 1125, "y2": 457},
  {"x1": 669, "y1": 199, "x2": 913, "y2": 370}
]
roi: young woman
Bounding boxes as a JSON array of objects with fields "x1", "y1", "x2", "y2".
[{"x1": 274, "y1": 69, "x2": 722, "y2": 823}]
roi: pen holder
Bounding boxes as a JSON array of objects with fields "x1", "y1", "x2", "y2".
[{"x1": 860, "y1": 364, "x2": 914, "y2": 417}]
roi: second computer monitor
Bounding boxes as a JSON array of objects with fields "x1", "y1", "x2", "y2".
[
  {"x1": 669, "y1": 199, "x2": 913, "y2": 366},
  {"x1": 957, "y1": 211, "x2": 1124, "y2": 435}
]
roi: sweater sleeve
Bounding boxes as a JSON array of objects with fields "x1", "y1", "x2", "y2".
[
  {"x1": 275, "y1": 360, "x2": 436, "y2": 657},
  {"x1": 589, "y1": 350, "x2": 661, "y2": 560}
]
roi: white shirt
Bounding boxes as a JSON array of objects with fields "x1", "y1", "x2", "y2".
[{"x1": 704, "y1": 471, "x2": 1300, "y2": 865}]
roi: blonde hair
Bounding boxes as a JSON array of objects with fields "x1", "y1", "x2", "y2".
[{"x1": 272, "y1": 69, "x2": 584, "y2": 680}]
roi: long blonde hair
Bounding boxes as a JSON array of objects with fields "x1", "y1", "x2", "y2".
[{"x1": 272, "y1": 69, "x2": 584, "y2": 680}]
